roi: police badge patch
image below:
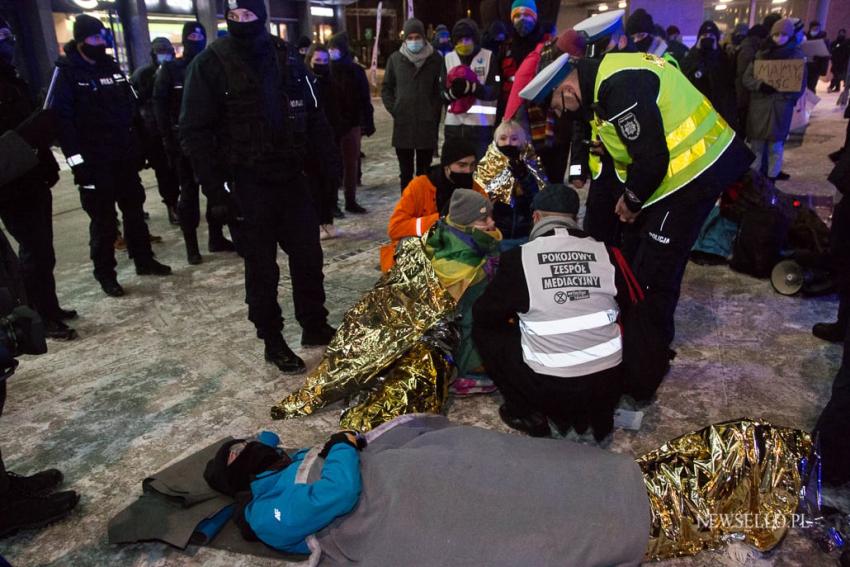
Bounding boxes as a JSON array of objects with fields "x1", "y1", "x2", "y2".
[{"x1": 617, "y1": 112, "x2": 641, "y2": 141}]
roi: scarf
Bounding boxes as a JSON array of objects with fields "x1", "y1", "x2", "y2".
[
  {"x1": 529, "y1": 216, "x2": 580, "y2": 241},
  {"x1": 400, "y1": 41, "x2": 434, "y2": 70},
  {"x1": 425, "y1": 219, "x2": 502, "y2": 301}
]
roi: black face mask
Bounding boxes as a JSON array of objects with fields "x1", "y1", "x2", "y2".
[
  {"x1": 183, "y1": 39, "x2": 205, "y2": 60},
  {"x1": 312, "y1": 63, "x2": 329, "y2": 77},
  {"x1": 497, "y1": 145, "x2": 520, "y2": 160},
  {"x1": 449, "y1": 171, "x2": 473, "y2": 189},
  {"x1": 227, "y1": 19, "x2": 265, "y2": 39},
  {"x1": 0, "y1": 40, "x2": 14, "y2": 66},
  {"x1": 699, "y1": 37, "x2": 716, "y2": 51},
  {"x1": 80, "y1": 43, "x2": 108, "y2": 63},
  {"x1": 634, "y1": 36, "x2": 653, "y2": 52}
]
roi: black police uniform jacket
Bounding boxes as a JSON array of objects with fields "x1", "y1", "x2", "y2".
[
  {"x1": 152, "y1": 56, "x2": 191, "y2": 154},
  {"x1": 0, "y1": 61, "x2": 59, "y2": 202},
  {"x1": 50, "y1": 40, "x2": 140, "y2": 166},
  {"x1": 179, "y1": 34, "x2": 340, "y2": 190}
]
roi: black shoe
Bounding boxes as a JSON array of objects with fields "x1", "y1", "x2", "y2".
[
  {"x1": 135, "y1": 259, "x2": 172, "y2": 276},
  {"x1": 208, "y1": 234, "x2": 236, "y2": 253},
  {"x1": 8, "y1": 469, "x2": 63, "y2": 496},
  {"x1": 498, "y1": 404, "x2": 550, "y2": 437},
  {"x1": 0, "y1": 490, "x2": 79, "y2": 539},
  {"x1": 143, "y1": 211, "x2": 150, "y2": 220},
  {"x1": 830, "y1": 149, "x2": 845, "y2": 164},
  {"x1": 813, "y1": 321, "x2": 845, "y2": 343},
  {"x1": 55, "y1": 308, "x2": 78, "y2": 320},
  {"x1": 264, "y1": 337, "x2": 306, "y2": 374},
  {"x1": 44, "y1": 319, "x2": 78, "y2": 341},
  {"x1": 99, "y1": 280, "x2": 125, "y2": 297},
  {"x1": 776, "y1": 171, "x2": 791, "y2": 181},
  {"x1": 333, "y1": 206, "x2": 346, "y2": 219},
  {"x1": 183, "y1": 230, "x2": 203, "y2": 265},
  {"x1": 345, "y1": 202, "x2": 368, "y2": 214},
  {"x1": 301, "y1": 323, "x2": 336, "y2": 347},
  {"x1": 167, "y1": 205, "x2": 180, "y2": 226}
]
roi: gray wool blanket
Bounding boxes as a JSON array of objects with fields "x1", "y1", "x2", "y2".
[{"x1": 298, "y1": 415, "x2": 650, "y2": 567}]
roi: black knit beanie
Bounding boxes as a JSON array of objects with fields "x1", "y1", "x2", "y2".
[
  {"x1": 441, "y1": 137, "x2": 477, "y2": 167},
  {"x1": 452, "y1": 18, "x2": 480, "y2": 45},
  {"x1": 698, "y1": 20, "x2": 720, "y2": 39},
  {"x1": 73, "y1": 14, "x2": 104, "y2": 43},
  {"x1": 625, "y1": 9, "x2": 654, "y2": 36},
  {"x1": 182, "y1": 21, "x2": 206, "y2": 44},
  {"x1": 224, "y1": 0, "x2": 267, "y2": 22}
]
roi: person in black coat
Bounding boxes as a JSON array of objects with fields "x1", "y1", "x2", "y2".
[
  {"x1": 829, "y1": 29, "x2": 849, "y2": 92},
  {"x1": 328, "y1": 32, "x2": 374, "y2": 214},
  {"x1": 681, "y1": 20, "x2": 738, "y2": 129},
  {"x1": 129, "y1": 37, "x2": 180, "y2": 224},
  {"x1": 0, "y1": 16, "x2": 76, "y2": 339},
  {"x1": 49, "y1": 15, "x2": 171, "y2": 297},
  {"x1": 153, "y1": 21, "x2": 235, "y2": 265}
]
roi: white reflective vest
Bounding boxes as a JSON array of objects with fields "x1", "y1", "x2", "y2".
[
  {"x1": 444, "y1": 49, "x2": 497, "y2": 128},
  {"x1": 518, "y1": 228, "x2": 622, "y2": 378}
]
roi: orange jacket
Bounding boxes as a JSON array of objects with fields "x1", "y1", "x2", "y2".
[{"x1": 380, "y1": 173, "x2": 486, "y2": 271}]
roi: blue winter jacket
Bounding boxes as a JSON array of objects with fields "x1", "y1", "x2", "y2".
[{"x1": 244, "y1": 443, "x2": 361, "y2": 554}]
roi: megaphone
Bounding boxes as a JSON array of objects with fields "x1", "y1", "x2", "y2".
[{"x1": 771, "y1": 259, "x2": 807, "y2": 295}]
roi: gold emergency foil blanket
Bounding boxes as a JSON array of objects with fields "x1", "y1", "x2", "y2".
[
  {"x1": 637, "y1": 419, "x2": 812, "y2": 562},
  {"x1": 338, "y1": 342, "x2": 452, "y2": 432},
  {"x1": 271, "y1": 238, "x2": 456, "y2": 420},
  {"x1": 472, "y1": 142, "x2": 548, "y2": 205}
]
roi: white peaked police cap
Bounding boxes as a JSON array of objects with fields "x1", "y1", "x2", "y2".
[
  {"x1": 519, "y1": 52, "x2": 573, "y2": 103},
  {"x1": 574, "y1": 9, "x2": 625, "y2": 42}
]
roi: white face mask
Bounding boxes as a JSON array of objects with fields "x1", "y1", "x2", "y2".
[
  {"x1": 329, "y1": 48, "x2": 341, "y2": 61},
  {"x1": 405, "y1": 39, "x2": 424, "y2": 53}
]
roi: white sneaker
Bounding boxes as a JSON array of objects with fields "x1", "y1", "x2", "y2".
[{"x1": 319, "y1": 224, "x2": 339, "y2": 240}]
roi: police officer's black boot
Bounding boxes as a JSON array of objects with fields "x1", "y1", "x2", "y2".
[
  {"x1": 208, "y1": 223, "x2": 235, "y2": 253},
  {"x1": 167, "y1": 205, "x2": 180, "y2": 226},
  {"x1": 264, "y1": 334, "x2": 306, "y2": 375},
  {"x1": 135, "y1": 258, "x2": 173, "y2": 276},
  {"x1": 183, "y1": 229, "x2": 202, "y2": 265}
]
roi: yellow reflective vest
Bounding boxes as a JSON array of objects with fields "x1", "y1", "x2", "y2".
[{"x1": 593, "y1": 53, "x2": 735, "y2": 207}]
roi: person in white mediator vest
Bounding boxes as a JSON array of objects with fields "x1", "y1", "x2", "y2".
[
  {"x1": 472, "y1": 184, "x2": 633, "y2": 440},
  {"x1": 439, "y1": 18, "x2": 500, "y2": 159}
]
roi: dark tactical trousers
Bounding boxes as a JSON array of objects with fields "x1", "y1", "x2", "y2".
[
  {"x1": 0, "y1": 185, "x2": 62, "y2": 318},
  {"x1": 583, "y1": 164, "x2": 625, "y2": 248},
  {"x1": 231, "y1": 167, "x2": 328, "y2": 339},
  {"x1": 78, "y1": 161, "x2": 154, "y2": 283}
]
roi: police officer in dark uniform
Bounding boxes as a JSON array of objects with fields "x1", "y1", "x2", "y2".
[
  {"x1": 153, "y1": 21, "x2": 235, "y2": 265},
  {"x1": 130, "y1": 37, "x2": 180, "y2": 225},
  {"x1": 0, "y1": 16, "x2": 77, "y2": 339},
  {"x1": 50, "y1": 15, "x2": 171, "y2": 297},
  {"x1": 181, "y1": 0, "x2": 336, "y2": 374}
]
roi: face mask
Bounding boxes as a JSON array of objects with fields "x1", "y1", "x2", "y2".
[
  {"x1": 497, "y1": 145, "x2": 520, "y2": 160},
  {"x1": 0, "y1": 40, "x2": 14, "y2": 66},
  {"x1": 156, "y1": 53, "x2": 173, "y2": 64},
  {"x1": 183, "y1": 39, "x2": 205, "y2": 59},
  {"x1": 455, "y1": 42, "x2": 474, "y2": 56},
  {"x1": 513, "y1": 18, "x2": 535, "y2": 38},
  {"x1": 227, "y1": 19, "x2": 265, "y2": 39},
  {"x1": 699, "y1": 37, "x2": 716, "y2": 51},
  {"x1": 405, "y1": 39, "x2": 424, "y2": 53},
  {"x1": 329, "y1": 48, "x2": 342, "y2": 61},
  {"x1": 449, "y1": 171, "x2": 473, "y2": 189},
  {"x1": 634, "y1": 36, "x2": 653, "y2": 52},
  {"x1": 80, "y1": 43, "x2": 108, "y2": 63},
  {"x1": 312, "y1": 63, "x2": 329, "y2": 76}
]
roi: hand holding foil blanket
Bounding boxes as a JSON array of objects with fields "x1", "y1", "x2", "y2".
[
  {"x1": 637, "y1": 419, "x2": 812, "y2": 561},
  {"x1": 271, "y1": 238, "x2": 457, "y2": 422},
  {"x1": 472, "y1": 141, "x2": 548, "y2": 205}
]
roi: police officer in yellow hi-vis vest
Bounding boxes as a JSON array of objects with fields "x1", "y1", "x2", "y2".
[{"x1": 521, "y1": 51, "x2": 753, "y2": 348}]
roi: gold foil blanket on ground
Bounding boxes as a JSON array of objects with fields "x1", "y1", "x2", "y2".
[
  {"x1": 472, "y1": 142, "x2": 548, "y2": 205},
  {"x1": 271, "y1": 238, "x2": 456, "y2": 421},
  {"x1": 637, "y1": 418, "x2": 812, "y2": 561}
]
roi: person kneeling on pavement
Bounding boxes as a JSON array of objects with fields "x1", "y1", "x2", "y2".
[
  {"x1": 472, "y1": 184, "x2": 630, "y2": 440},
  {"x1": 380, "y1": 138, "x2": 485, "y2": 271}
]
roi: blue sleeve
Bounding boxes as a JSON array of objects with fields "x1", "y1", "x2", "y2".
[{"x1": 246, "y1": 444, "x2": 361, "y2": 552}]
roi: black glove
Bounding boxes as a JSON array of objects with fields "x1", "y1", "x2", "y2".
[
  {"x1": 363, "y1": 123, "x2": 376, "y2": 137},
  {"x1": 508, "y1": 157, "x2": 529, "y2": 180},
  {"x1": 318, "y1": 431, "x2": 366, "y2": 458},
  {"x1": 758, "y1": 82, "x2": 778, "y2": 95},
  {"x1": 450, "y1": 78, "x2": 475, "y2": 99},
  {"x1": 72, "y1": 163, "x2": 96, "y2": 188},
  {"x1": 0, "y1": 305, "x2": 47, "y2": 356}
]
